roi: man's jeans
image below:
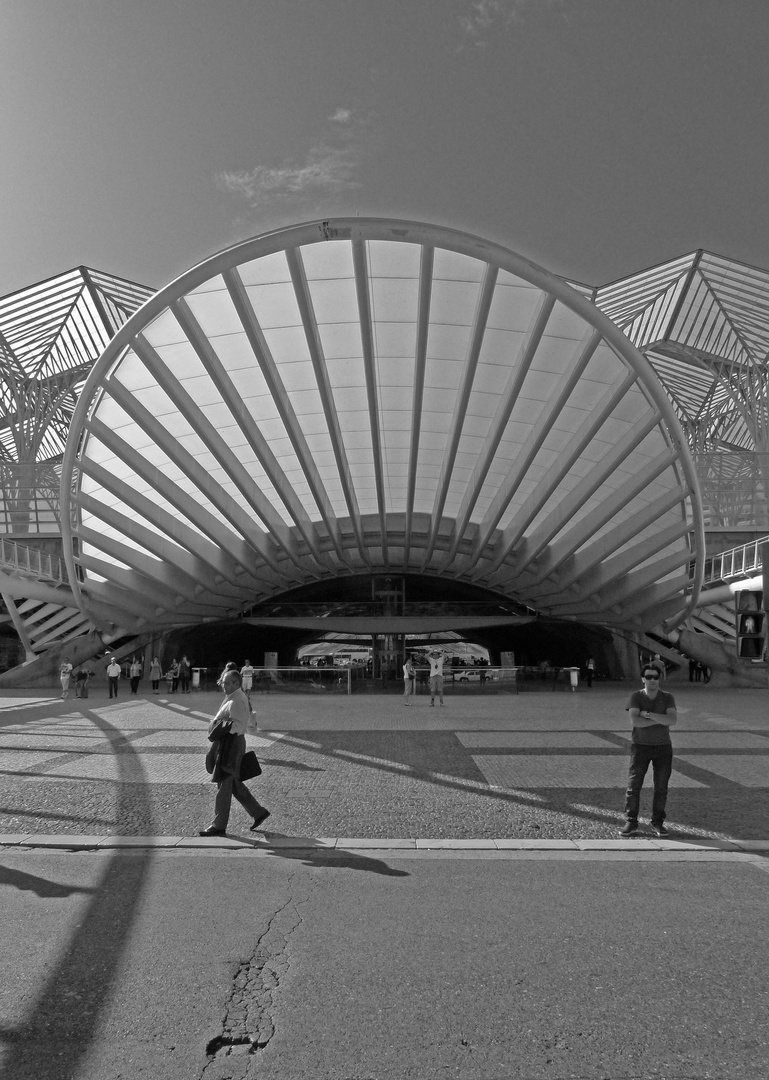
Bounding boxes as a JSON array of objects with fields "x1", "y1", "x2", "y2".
[{"x1": 625, "y1": 743, "x2": 673, "y2": 825}]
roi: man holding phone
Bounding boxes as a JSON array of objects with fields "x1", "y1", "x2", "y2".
[{"x1": 620, "y1": 666, "x2": 678, "y2": 837}]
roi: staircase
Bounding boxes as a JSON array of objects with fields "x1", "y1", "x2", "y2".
[{"x1": 0, "y1": 538, "x2": 94, "y2": 657}]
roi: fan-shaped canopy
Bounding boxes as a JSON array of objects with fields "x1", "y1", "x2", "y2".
[{"x1": 60, "y1": 219, "x2": 704, "y2": 637}]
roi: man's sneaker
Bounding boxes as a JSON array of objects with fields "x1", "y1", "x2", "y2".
[
  {"x1": 619, "y1": 821, "x2": 638, "y2": 836},
  {"x1": 651, "y1": 823, "x2": 669, "y2": 838}
]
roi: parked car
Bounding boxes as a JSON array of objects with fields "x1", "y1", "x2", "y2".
[{"x1": 454, "y1": 668, "x2": 496, "y2": 682}]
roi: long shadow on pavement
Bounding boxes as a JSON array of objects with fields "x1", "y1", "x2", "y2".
[{"x1": 0, "y1": 708, "x2": 155, "y2": 1080}]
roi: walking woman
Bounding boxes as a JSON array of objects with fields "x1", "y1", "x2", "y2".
[
  {"x1": 149, "y1": 656, "x2": 162, "y2": 694},
  {"x1": 129, "y1": 657, "x2": 142, "y2": 695},
  {"x1": 199, "y1": 669, "x2": 270, "y2": 837}
]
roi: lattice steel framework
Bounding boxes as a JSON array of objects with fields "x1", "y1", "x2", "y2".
[
  {"x1": 0, "y1": 266, "x2": 155, "y2": 466},
  {"x1": 0, "y1": 267, "x2": 154, "y2": 658},
  {"x1": 60, "y1": 219, "x2": 704, "y2": 640},
  {"x1": 593, "y1": 251, "x2": 769, "y2": 455}
]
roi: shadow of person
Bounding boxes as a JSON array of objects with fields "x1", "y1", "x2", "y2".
[
  {"x1": 256, "y1": 757, "x2": 326, "y2": 773},
  {"x1": 228, "y1": 834, "x2": 410, "y2": 877},
  {"x1": 0, "y1": 864, "x2": 95, "y2": 898}
]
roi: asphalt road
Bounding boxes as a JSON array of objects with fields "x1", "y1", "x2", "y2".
[
  {"x1": 1, "y1": 846, "x2": 768, "y2": 1080},
  {"x1": 2, "y1": 681, "x2": 769, "y2": 1079}
]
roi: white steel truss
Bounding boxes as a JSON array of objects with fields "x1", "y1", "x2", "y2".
[{"x1": 58, "y1": 220, "x2": 704, "y2": 639}]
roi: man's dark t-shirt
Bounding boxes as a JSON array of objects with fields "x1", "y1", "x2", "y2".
[{"x1": 627, "y1": 689, "x2": 676, "y2": 746}]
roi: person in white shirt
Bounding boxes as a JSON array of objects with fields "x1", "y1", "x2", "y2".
[
  {"x1": 428, "y1": 650, "x2": 446, "y2": 706},
  {"x1": 59, "y1": 657, "x2": 73, "y2": 700},
  {"x1": 199, "y1": 669, "x2": 270, "y2": 837},
  {"x1": 403, "y1": 655, "x2": 415, "y2": 705},
  {"x1": 106, "y1": 657, "x2": 121, "y2": 699},
  {"x1": 240, "y1": 659, "x2": 255, "y2": 699}
]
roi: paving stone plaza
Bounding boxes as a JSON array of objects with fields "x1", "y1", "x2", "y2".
[{"x1": 2, "y1": 679, "x2": 767, "y2": 848}]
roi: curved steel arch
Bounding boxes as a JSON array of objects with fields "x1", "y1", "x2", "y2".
[{"x1": 60, "y1": 218, "x2": 705, "y2": 637}]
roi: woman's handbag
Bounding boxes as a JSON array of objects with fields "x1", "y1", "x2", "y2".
[{"x1": 240, "y1": 750, "x2": 262, "y2": 781}]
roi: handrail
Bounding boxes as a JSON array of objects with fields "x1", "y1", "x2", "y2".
[
  {"x1": 0, "y1": 537, "x2": 69, "y2": 584},
  {"x1": 701, "y1": 535, "x2": 768, "y2": 585},
  {"x1": 241, "y1": 600, "x2": 531, "y2": 619}
]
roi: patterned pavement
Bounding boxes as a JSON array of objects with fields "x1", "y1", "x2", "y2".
[{"x1": 0, "y1": 681, "x2": 767, "y2": 842}]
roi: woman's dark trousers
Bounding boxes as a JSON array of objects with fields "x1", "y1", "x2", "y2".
[
  {"x1": 210, "y1": 734, "x2": 266, "y2": 831},
  {"x1": 624, "y1": 743, "x2": 673, "y2": 826}
]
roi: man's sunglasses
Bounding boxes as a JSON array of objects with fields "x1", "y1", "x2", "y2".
[{"x1": 643, "y1": 673, "x2": 660, "y2": 680}]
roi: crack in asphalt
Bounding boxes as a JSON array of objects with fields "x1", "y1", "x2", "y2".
[{"x1": 201, "y1": 873, "x2": 313, "y2": 1077}]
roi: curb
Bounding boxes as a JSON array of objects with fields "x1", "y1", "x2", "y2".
[{"x1": 1, "y1": 834, "x2": 768, "y2": 853}]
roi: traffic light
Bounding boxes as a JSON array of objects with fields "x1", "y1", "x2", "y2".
[{"x1": 735, "y1": 589, "x2": 765, "y2": 659}]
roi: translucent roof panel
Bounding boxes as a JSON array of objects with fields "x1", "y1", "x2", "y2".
[{"x1": 62, "y1": 219, "x2": 703, "y2": 633}]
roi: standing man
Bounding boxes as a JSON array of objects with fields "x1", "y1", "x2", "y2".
[
  {"x1": 107, "y1": 656, "x2": 121, "y2": 699},
  {"x1": 586, "y1": 656, "x2": 596, "y2": 688},
  {"x1": 620, "y1": 666, "x2": 677, "y2": 837},
  {"x1": 650, "y1": 653, "x2": 666, "y2": 681},
  {"x1": 403, "y1": 654, "x2": 415, "y2": 705},
  {"x1": 240, "y1": 659, "x2": 254, "y2": 701},
  {"x1": 59, "y1": 657, "x2": 73, "y2": 701},
  {"x1": 428, "y1": 649, "x2": 445, "y2": 707}
]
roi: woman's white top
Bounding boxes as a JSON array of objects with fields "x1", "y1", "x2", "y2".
[{"x1": 209, "y1": 687, "x2": 251, "y2": 736}]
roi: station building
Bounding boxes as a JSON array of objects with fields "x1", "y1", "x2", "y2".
[{"x1": 0, "y1": 219, "x2": 766, "y2": 686}]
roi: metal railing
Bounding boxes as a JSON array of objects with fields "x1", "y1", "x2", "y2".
[
  {"x1": 701, "y1": 536, "x2": 768, "y2": 585},
  {"x1": 0, "y1": 537, "x2": 68, "y2": 584},
  {"x1": 242, "y1": 600, "x2": 529, "y2": 619}
]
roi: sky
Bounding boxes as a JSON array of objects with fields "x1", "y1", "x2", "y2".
[{"x1": 1, "y1": 0, "x2": 767, "y2": 298}]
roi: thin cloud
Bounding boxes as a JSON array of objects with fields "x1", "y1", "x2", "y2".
[
  {"x1": 217, "y1": 108, "x2": 369, "y2": 224},
  {"x1": 458, "y1": 0, "x2": 559, "y2": 46}
]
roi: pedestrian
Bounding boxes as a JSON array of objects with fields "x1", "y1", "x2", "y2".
[
  {"x1": 106, "y1": 656, "x2": 121, "y2": 699},
  {"x1": 240, "y1": 659, "x2": 255, "y2": 699},
  {"x1": 428, "y1": 649, "x2": 445, "y2": 706},
  {"x1": 149, "y1": 656, "x2": 162, "y2": 694},
  {"x1": 479, "y1": 656, "x2": 488, "y2": 686},
  {"x1": 169, "y1": 659, "x2": 180, "y2": 693},
  {"x1": 74, "y1": 666, "x2": 92, "y2": 699},
  {"x1": 650, "y1": 653, "x2": 666, "y2": 681},
  {"x1": 59, "y1": 656, "x2": 73, "y2": 700},
  {"x1": 586, "y1": 656, "x2": 596, "y2": 688},
  {"x1": 199, "y1": 668, "x2": 270, "y2": 837},
  {"x1": 403, "y1": 654, "x2": 415, "y2": 705},
  {"x1": 694, "y1": 660, "x2": 703, "y2": 683},
  {"x1": 179, "y1": 655, "x2": 191, "y2": 693},
  {"x1": 129, "y1": 657, "x2": 142, "y2": 694},
  {"x1": 217, "y1": 661, "x2": 238, "y2": 690},
  {"x1": 619, "y1": 665, "x2": 677, "y2": 838}
]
